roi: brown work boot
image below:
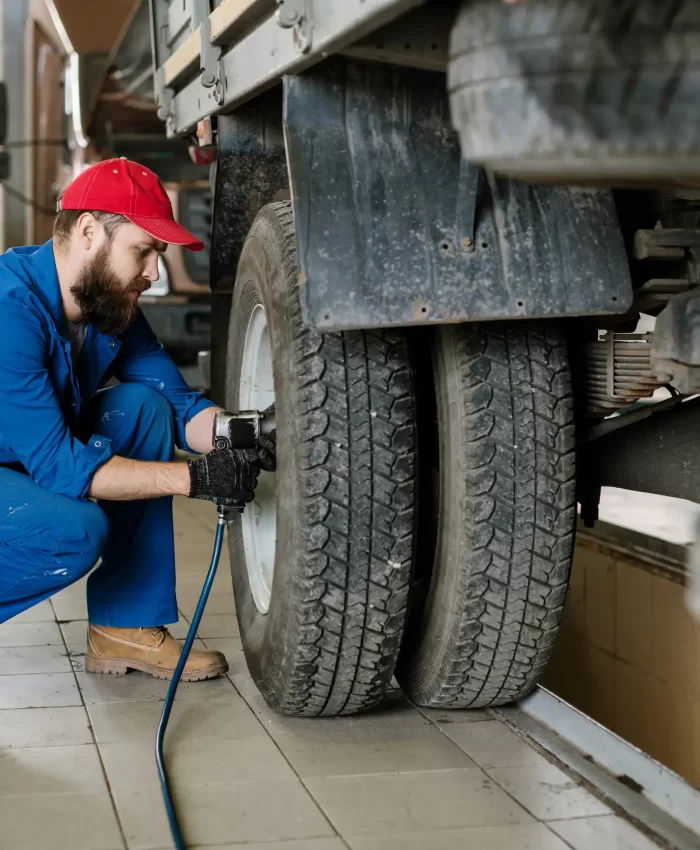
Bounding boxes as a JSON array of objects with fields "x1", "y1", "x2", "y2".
[{"x1": 85, "y1": 625, "x2": 228, "y2": 682}]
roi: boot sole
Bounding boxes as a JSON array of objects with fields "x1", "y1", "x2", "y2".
[{"x1": 85, "y1": 654, "x2": 229, "y2": 682}]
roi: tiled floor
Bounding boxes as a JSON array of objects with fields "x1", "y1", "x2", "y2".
[{"x1": 0, "y1": 498, "x2": 664, "y2": 850}]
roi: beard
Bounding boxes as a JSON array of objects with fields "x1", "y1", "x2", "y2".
[{"x1": 70, "y1": 244, "x2": 144, "y2": 336}]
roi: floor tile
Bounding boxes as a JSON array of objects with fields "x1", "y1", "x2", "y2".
[
  {"x1": 0, "y1": 620, "x2": 63, "y2": 647},
  {"x1": 194, "y1": 613, "x2": 239, "y2": 638},
  {"x1": 202, "y1": 636, "x2": 244, "y2": 657},
  {"x1": 549, "y1": 815, "x2": 663, "y2": 850},
  {"x1": 229, "y1": 669, "x2": 258, "y2": 697},
  {"x1": 76, "y1": 669, "x2": 236, "y2": 704},
  {"x1": 176, "y1": 574, "x2": 232, "y2": 596},
  {"x1": 175, "y1": 495, "x2": 215, "y2": 526},
  {"x1": 305, "y1": 769, "x2": 533, "y2": 836},
  {"x1": 274, "y1": 723, "x2": 475, "y2": 777},
  {"x1": 0, "y1": 744, "x2": 107, "y2": 796},
  {"x1": 0, "y1": 672, "x2": 81, "y2": 709},
  {"x1": 58, "y1": 619, "x2": 89, "y2": 644},
  {"x1": 178, "y1": 591, "x2": 235, "y2": 616},
  {"x1": 176, "y1": 593, "x2": 234, "y2": 618},
  {"x1": 348, "y1": 822, "x2": 570, "y2": 850},
  {"x1": 112, "y1": 780, "x2": 332, "y2": 849},
  {"x1": 175, "y1": 548, "x2": 229, "y2": 568},
  {"x1": 488, "y1": 763, "x2": 612, "y2": 821},
  {"x1": 88, "y1": 696, "x2": 263, "y2": 744},
  {"x1": 11, "y1": 600, "x2": 55, "y2": 623},
  {"x1": 203, "y1": 638, "x2": 247, "y2": 677},
  {"x1": 99, "y1": 735, "x2": 296, "y2": 788},
  {"x1": 51, "y1": 580, "x2": 89, "y2": 620},
  {"x1": 0, "y1": 792, "x2": 123, "y2": 849},
  {"x1": 168, "y1": 619, "x2": 196, "y2": 639},
  {"x1": 0, "y1": 707, "x2": 92, "y2": 749},
  {"x1": 0, "y1": 644, "x2": 72, "y2": 675},
  {"x1": 66, "y1": 641, "x2": 87, "y2": 672},
  {"x1": 443, "y1": 720, "x2": 550, "y2": 769},
  {"x1": 175, "y1": 543, "x2": 230, "y2": 562}
]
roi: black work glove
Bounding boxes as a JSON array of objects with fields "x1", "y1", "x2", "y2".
[
  {"x1": 224, "y1": 434, "x2": 276, "y2": 473},
  {"x1": 255, "y1": 431, "x2": 277, "y2": 472},
  {"x1": 255, "y1": 403, "x2": 277, "y2": 471},
  {"x1": 187, "y1": 448, "x2": 260, "y2": 504}
]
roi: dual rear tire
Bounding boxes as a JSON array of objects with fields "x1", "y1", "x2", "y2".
[{"x1": 226, "y1": 202, "x2": 577, "y2": 715}]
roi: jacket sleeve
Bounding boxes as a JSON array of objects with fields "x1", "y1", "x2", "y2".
[
  {"x1": 0, "y1": 303, "x2": 114, "y2": 499},
  {"x1": 112, "y1": 309, "x2": 216, "y2": 452}
]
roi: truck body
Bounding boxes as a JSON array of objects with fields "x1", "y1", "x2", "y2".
[{"x1": 145, "y1": 0, "x2": 700, "y2": 716}]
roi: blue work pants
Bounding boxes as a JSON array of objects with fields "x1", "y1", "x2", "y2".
[{"x1": 0, "y1": 383, "x2": 179, "y2": 626}]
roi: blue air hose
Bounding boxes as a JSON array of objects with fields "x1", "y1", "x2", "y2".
[{"x1": 155, "y1": 506, "x2": 229, "y2": 850}]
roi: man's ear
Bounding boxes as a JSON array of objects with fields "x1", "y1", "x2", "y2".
[{"x1": 75, "y1": 213, "x2": 98, "y2": 249}]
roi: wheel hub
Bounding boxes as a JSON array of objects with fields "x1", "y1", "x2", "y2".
[{"x1": 239, "y1": 303, "x2": 276, "y2": 614}]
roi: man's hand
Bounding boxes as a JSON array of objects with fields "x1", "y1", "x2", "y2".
[
  {"x1": 243, "y1": 432, "x2": 276, "y2": 472},
  {"x1": 187, "y1": 448, "x2": 261, "y2": 504}
]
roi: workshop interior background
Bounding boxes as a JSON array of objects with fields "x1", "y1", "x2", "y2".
[{"x1": 0, "y1": 0, "x2": 698, "y2": 814}]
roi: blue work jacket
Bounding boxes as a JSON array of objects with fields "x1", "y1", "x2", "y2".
[{"x1": 0, "y1": 240, "x2": 215, "y2": 500}]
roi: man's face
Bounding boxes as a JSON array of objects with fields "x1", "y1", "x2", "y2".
[{"x1": 71, "y1": 221, "x2": 166, "y2": 335}]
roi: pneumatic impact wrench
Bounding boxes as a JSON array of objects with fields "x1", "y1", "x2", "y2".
[{"x1": 156, "y1": 406, "x2": 276, "y2": 850}]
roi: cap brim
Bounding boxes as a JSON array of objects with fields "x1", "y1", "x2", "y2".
[{"x1": 127, "y1": 215, "x2": 205, "y2": 252}]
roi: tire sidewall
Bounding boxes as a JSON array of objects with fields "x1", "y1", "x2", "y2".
[
  {"x1": 399, "y1": 327, "x2": 466, "y2": 697},
  {"x1": 226, "y1": 215, "x2": 301, "y2": 700}
]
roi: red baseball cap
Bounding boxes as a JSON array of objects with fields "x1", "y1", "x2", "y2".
[{"x1": 59, "y1": 158, "x2": 205, "y2": 252}]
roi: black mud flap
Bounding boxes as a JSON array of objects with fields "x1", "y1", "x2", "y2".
[
  {"x1": 210, "y1": 89, "x2": 289, "y2": 295},
  {"x1": 208, "y1": 90, "x2": 289, "y2": 403},
  {"x1": 283, "y1": 60, "x2": 633, "y2": 332}
]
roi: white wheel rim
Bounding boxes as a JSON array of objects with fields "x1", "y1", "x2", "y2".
[{"x1": 239, "y1": 303, "x2": 276, "y2": 614}]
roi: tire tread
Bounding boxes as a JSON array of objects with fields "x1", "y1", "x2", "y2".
[
  {"x1": 244, "y1": 202, "x2": 417, "y2": 716},
  {"x1": 398, "y1": 323, "x2": 575, "y2": 709}
]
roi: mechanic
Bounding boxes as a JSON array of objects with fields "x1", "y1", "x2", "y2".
[{"x1": 0, "y1": 158, "x2": 274, "y2": 682}]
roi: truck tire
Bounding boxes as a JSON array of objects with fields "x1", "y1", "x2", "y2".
[
  {"x1": 396, "y1": 324, "x2": 576, "y2": 709},
  {"x1": 226, "y1": 202, "x2": 417, "y2": 716},
  {"x1": 448, "y1": 0, "x2": 700, "y2": 182}
]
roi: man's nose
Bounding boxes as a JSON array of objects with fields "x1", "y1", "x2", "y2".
[{"x1": 143, "y1": 257, "x2": 160, "y2": 281}]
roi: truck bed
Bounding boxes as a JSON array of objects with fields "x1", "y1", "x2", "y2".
[{"x1": 150, "y1": 0, "x2": 445, "y2": 136}]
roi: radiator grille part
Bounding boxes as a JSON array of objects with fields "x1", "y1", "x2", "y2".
[{"x1": 584, "y1": 333, "x2": 669, "y2": 417}]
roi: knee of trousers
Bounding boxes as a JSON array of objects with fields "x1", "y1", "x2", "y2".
[
  {"x1": 94, "y1": 383, "x2": 174, "y2": 454},
  {"x1": 55, "y1": 501, "x2": 109, "y2": 579}
]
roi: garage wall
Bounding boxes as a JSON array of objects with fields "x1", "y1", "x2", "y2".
[
  {"x1": 544, "y1": 531, "x2": 700, "y2": 789},
  {"x1": 0, "y1": 0, "x2": 64, "y2": 250},
  {"x1": 25, "y1": 0, "x2": 65, "y2": 245},
  {"x1": 28, "y1": 15, "x2": 64, "y2": 243},
  {"x1": 1, "y1": 0, "x2": 29, "y2": 250}
]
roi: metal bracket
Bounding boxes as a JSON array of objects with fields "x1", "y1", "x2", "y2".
[
  {"x1": 192, "y1": 0, "x2": 224, "y2": 104},
  {"x1": 276, "y1": 0, "x2": 312, "y2": 53},
  {"x1": 199, "y1": 16, "x2": 224, "y2": 104},
  {"x1": 189, "y1": 0, "x2": 224, "y2": 104},
  {"x1": 154, "y1": 66, "x2": 175, "y2": 134},
  {"x1": 634, "y1": 227, "x2": 700, "y2": 261}
]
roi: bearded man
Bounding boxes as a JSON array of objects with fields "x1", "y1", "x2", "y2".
[{"x1": 0, "y1": 158, "x2": 273, "y2": 682}]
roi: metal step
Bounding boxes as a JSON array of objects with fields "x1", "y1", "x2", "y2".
[{"x1": 497, "y1": 689, "x2": 700, "y2": 850}]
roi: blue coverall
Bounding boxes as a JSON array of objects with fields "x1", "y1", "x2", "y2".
[{"x1": 0, "y1": 240, "x2": 215, "y2": 626}]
